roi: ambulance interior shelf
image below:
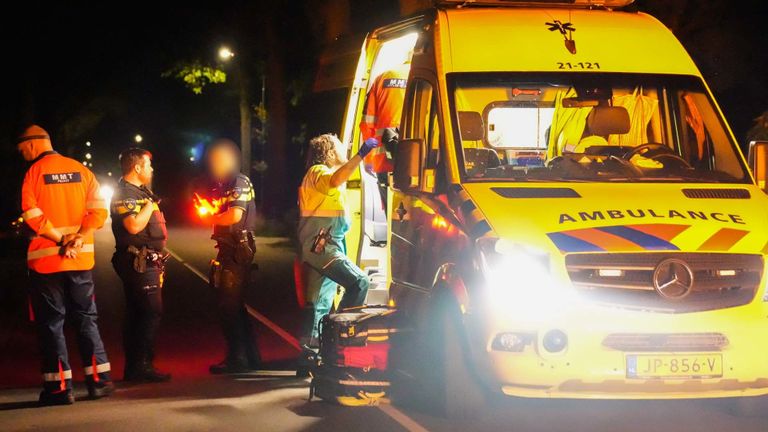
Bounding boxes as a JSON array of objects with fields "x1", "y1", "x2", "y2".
[{"x1": 451, "y1": 72, "x2": 749, "y2": 184}]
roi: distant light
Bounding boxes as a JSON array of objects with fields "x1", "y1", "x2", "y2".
[
  {"x1": 88, "y1": 162, "x2": 93, "y2": 167},
  {"x1": 190, "y1": 156, "x2": 196, "y2": 162},
  {"x1": 107, "y1": 172, "x2": 113, "y2": 177},
  {"x1": 218, "y1": 46, "x2": 235, "y2": 61},
  {"x1": 82, "y1": 161, "x2": 88, "y2": 166},
  {"x1": 85, "y1": 153, "x2": 92, "y2": 160},
  {"x1": 134, "y1": 134, "x2": 143, "y2": 144},
  {"x1": 99, "y1": 185, "x2": 114, "y2": 202},
  {"x1": 85, "y1": 141, "x2": 92, "y2": 147}
]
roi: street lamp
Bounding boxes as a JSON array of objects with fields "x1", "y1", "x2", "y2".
[
  {"x1": 85, "y1": 153, "x2": 92, "y2": 160},
  {"x1": 134, "y1": 134, "x2": 143, "y2": 144},
  {"x1": 218, "y1": 46, "x2": 235, "y2": 61},
  {"x1": 216, "y1": 44, "x2": 251, "y2": 177}
]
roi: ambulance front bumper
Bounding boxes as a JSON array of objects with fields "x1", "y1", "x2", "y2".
[{"x1": 470, "y1": 304, "x2": 768, "y2": 400}]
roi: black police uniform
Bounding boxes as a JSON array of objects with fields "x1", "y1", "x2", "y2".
[
  {"x1": 208, "y1": 173, "x2": 261, "y2": 373},
  {"x1": 110, "y1": 179, "x2": 170, "y2": 381}
]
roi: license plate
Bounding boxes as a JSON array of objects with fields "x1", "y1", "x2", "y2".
[{"x1": 626, "y1": 354, "x2": 723, "y2": 379}]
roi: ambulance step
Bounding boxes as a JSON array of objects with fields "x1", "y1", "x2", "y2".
[{"x1": 365, "y1": 287, "x2": 389, "y2": 306}]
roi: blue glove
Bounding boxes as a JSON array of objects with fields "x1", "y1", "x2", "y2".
[{"x1": 358, "y1": 137, "x2": 379, "y2": 158}]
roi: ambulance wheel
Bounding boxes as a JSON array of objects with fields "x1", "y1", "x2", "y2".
[
  {"x1": 431, "y1": 293, "x2": 488, "y2": 419},
  {"x1": 729, "y1": 396, "x2": 768, "y2": 418}
]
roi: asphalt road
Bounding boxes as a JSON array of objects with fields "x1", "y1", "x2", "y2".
[{"x1": 1, "y1": 225, "x2": 767, "y2": 431}]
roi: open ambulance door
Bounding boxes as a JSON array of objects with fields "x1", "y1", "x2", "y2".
[{"x1": 338, "y1": 17, "x2": 424, "y2": 305}]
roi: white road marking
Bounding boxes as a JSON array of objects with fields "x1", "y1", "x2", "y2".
[
  {"x1": 244, "y1": 304, "x2": 301, "y2": 351},
  {"x1": 167, "y1": 249, "x2": 210, "y2": 283},
  {"x1": 168, "y1": 246, "x2": 430, "y2": 432},
  {"x1": 378, "y1": 404, "x2": 431, "y2": 432},
  {"x1": 167, "y1": 247, "x2": 301, "y2": 351}
]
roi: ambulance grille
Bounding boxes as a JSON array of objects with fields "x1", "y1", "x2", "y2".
[
  {"x1": 682, "y1": 188, "x2": 751, "y2": 199},
  {"x1": 565, "y1": 253, "x2": 763, "y2": 313},
  {"x1": 603, "y1": 333, "x2": 729, "y2": 352}
]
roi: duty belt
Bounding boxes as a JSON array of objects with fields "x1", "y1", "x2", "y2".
[
  {"x1": 126, "y1": 245, "x2": 169, "y2": 273},
  {"x1": 213, "y1": 230, "x2": 255, "y2": 247}
]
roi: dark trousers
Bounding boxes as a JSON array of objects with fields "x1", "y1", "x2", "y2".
[
  {"x1": 211, "y1": 246, "x2": 259, "y2": 365},
  {"x1": 112, "y1": 253, "x2": 163, "y2": 375},
  {"x1": 28, "y1": 270, "x2": 111, "y2": 393}
]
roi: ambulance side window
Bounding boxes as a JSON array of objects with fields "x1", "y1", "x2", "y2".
[
  {"x1": 404, "y1": 79, "x2": 434, "y2": 141},
  {"x1": 404, "y1": 78, "x2": 444, "y2": 191}
]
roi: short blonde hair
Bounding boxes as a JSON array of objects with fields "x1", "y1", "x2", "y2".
[{"x1": 307, "y1": 133, "x2": 338, "y2": 167}]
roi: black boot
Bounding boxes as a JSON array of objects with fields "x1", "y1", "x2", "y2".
[
  {"x1": 87, "y1": 380, "x2": 115, "y2": 399},
  {"x1": 140, "y1": 366, "x2": 171, "y2": 383},
  {"x1": 125, "y1": 362, "x2": 171, "y2": 383},
  {"x1": 39, "y1": 389, "x2": 75, "y2": 406},
  {"x1": 240, "y1": 307, "x2": 261, "y2": 371},
  {"x1": 123, "y1": 364, "x2": 140, "y2": 382},
  {"x1": 245, "y1": 345, "x2": 262, "y2": 371},
  {"x1": 209, "y1": 358, "x2": 250, "y2": 375}
]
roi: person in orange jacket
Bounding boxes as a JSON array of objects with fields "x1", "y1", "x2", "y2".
[
  {"x1": 18, "y1": 125, "x2": 113, "y2": 406},
  {"x1": 359, "y1": 61, "x2": 411, "y2": 174}
]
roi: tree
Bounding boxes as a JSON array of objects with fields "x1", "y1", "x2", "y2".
[
  {"x1": 163, "y1": 60, "x2": 256, "y2": 176},
  {"x1": 162, "y1": 62, "x2": 227, "y2": 94}
]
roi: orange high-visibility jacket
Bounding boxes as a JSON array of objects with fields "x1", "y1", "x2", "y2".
[
  {"x1": 359, "y1": 64, "x2": 410, "y2": 173},
  {"x1": 21, "y1": 152, "x2": 107, "y2": 273}
]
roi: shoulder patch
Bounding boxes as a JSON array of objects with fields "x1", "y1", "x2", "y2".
[{"x1": 124, "y1": 199, "x2": 137, "y2": 211}]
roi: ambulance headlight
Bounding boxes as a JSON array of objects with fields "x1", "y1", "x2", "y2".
[{"x1": 477, "y1": 238, "x2": 561, "y2": 308}]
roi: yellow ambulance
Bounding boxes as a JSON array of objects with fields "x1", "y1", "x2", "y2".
[{"x1": 329, "y1": 0, "x2": 768, "y2": 414}]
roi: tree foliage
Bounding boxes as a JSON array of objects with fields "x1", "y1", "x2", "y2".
[
  {"x1": 748, "y1": 112, "x2": 768, "y2": 142},
  {"x1": 162, "y1": 61, "x2": 227, "y2": 94}
]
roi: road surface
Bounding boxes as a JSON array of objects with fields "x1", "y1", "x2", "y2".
[{"x1": 1, "y1": 226, "x2": 766, "y2": 431}]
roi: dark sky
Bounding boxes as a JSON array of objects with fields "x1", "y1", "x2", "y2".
[
  {"x1": 0, "y1": 4, "x2": 273, "y2": 221},
  {"x1": 2, "y1": 1, "x2": 768, "y2": 222}
]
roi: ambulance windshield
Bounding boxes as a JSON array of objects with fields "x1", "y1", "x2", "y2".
[{"x1": 449, "y1": 73, "x2": 749, "y2": 184}]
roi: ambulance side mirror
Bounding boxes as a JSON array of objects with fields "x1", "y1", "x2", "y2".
[
  {"x1": 393, "y1": 138, "x2": 425, "y2": 193},
  {"x1": 748, "y1": 141, "x2": 768, "y2": 192}
]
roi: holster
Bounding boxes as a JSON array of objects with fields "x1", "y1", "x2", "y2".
[
  {"x1": 210, "y1": 259, "x2": 223, "y2": 290},
  {"x1": 233, "y1": 230, "x2": 256, "y2": 265},
  {"x1": 127, "y1": 245, "x2": 169, "y2": 274}
]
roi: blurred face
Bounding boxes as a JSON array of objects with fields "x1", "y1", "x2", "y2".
[
  {"x1": 17, "y1": 141, "x2": 35, "y2": 161},
  {"x1": 134, "y1": 155, "x2": 153, "y2": 185},
  {"x1": 207, "y1": 145, "x2": 238, "y2": 181},
  {"x1": 331, "y1": 136, "x2": 348, "y2": 166}
]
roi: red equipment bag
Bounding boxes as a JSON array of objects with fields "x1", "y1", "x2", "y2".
[
  {"x1": 311, "y1": 306, "x2": 400, "y2": 406},
  {"x1": 319, "y1": 306, "x2": 398, "y2": 371}
]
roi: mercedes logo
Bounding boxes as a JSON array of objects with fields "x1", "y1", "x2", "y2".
[{"x1": 652, "y1": 258, "x2": 694, "y2": 300}]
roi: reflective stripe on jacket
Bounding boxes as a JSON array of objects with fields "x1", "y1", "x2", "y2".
[
  {"x1": 359, "y1": 64, "x2": 410, "y2": 173},
  {"x1": 22, "y1": 153, "x2": 107, "y2": 273}
]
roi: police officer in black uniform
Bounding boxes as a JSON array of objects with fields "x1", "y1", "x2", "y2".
[
  {"x1": 111, "y1": 148, "x2": 171, "y2": 382},
  {"x1": 202, "y1": 138, "x2": 261, "y2": 374}
]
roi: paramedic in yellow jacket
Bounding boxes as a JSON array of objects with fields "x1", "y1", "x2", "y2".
[{"x1": 298, "y1": 134, "x2": 378, "y2": 347}]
